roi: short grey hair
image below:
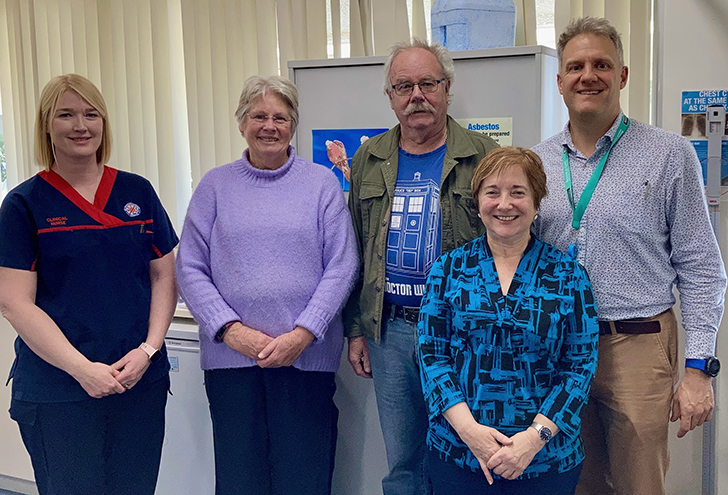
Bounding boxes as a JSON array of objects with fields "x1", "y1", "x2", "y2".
[
  {"x1": 234, "y1": 75, "x2": 299, "y2": 134},
  {"x1": 557, "y1": 17, "x2": 625, "y2": 68},
  {"x1": 382, "y1": 37, "x2": 455, "y2": 101}
]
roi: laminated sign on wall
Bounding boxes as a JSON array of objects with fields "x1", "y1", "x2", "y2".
[
  {"x1": 681, "y1": 90, "x2": 728, "y2": 185},
  {"x1": 455, "y1": 118, "x2": 513, "y2": 146}
]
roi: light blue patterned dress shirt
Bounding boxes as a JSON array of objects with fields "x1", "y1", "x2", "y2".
[{"x1": 533, "y1": 113, "x2": 726, "y2": 359}]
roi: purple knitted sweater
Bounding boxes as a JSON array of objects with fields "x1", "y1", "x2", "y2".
[{"x1": 176, "y1": 147, "x2": 358, "y2": 372}]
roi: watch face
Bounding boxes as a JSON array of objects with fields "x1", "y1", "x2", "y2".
[
  {"x1": 148, "y1": 350, "x2": 161, "y2": 364},
  {"x1": 706, "y1": 358, "x2": 721, "y2": 377},
  {"x1": 539, "y1": 426, "x2": 552, "y2": 443}
]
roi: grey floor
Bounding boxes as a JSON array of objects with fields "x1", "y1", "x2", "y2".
[{"x1": 0, "y1": 490, "x2": 22, "y2": 495}]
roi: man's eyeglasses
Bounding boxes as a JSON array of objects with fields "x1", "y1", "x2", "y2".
[
  {"x1": 248, "y1": 114, "x2": 292, "y2": 126},
  {"x1": 390, "y1": 79, "x2": 445, "y2": 97}
]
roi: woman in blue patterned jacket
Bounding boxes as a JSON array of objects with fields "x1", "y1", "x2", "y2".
[{"x1": 418, "y1": 147, "x2": 599, "y2": 495}]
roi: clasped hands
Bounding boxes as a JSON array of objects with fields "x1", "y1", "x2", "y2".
[
  {"x1": 222, "y1": 322, "x2": 314, "y2": 367},
  {"x1": 460, "y1": 422, "x2": 544, "y2": 484},
  {"x1": 74, "y1": 347, "x2": 151, "y2": 398}
]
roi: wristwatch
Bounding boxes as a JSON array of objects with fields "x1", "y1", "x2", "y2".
[
  {"x1": 685, "y1": 357, "x2": 720, "y2": 377},
  {"x1": 530, "y1": 422, "x2": 553, "y2": 443},
  {"x1": 139, "y1": 342, "x2": 162, "y2": 363},
  {"x1": 215, "y1": 321, "x2": 240, "y2": 343}
]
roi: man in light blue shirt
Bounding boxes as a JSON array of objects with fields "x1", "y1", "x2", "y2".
[{"x1": 533, "y1": 16, "x2": 726, "y2": 495}]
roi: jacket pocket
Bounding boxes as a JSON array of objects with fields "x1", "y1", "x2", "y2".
[{"x1": 360, "y1": 181, "x2": 387, "y2": 241}]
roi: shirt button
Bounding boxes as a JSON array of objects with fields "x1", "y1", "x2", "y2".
[
  {"x1": 579, "y1": 227, "x2": 585, "y2": 233},
  {"x1": 377, "y1": 253, "x2": 382, "y2": 260},
  {"x1": 372, "y1": 318, "x2": 378, "y2": 324},
  {"x1": 375, "y1": 285, "x2": 381, "y2": 292},
  {"x1": 382, "y1": 220, "x2": 387, "y2": 227}
]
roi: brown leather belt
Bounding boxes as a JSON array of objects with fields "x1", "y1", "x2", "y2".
[
  {"x1": 383, "y1": 302, "x2": 420, "y2": 325},
  {"x1": 598, "y1": 311, "x2": 666, "y2": 336}
]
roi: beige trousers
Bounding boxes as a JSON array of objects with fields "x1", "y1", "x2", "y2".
[{"x1": 576, "y1": 309, "x2": 679, "y2": 495}]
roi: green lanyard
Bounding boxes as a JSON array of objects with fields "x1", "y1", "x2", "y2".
[{"x1": 562, "y1": 115, "x2": 630, "y2": 229}]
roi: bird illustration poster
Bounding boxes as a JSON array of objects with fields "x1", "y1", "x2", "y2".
[{"x1": 313, "y1": 128, "x2": 388, "y2": 190}]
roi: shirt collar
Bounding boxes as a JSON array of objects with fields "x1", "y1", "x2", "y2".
[{"x1": 560, "y1": 110, "x2": 626, "y2": 156}]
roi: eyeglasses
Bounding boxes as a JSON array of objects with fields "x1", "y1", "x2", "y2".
[
  {"x1": 390, "y1": 79, "x2": 445, "y2": 97},
  {"x1": 247, "y1": 114, "x2": 292, "y2": 126}
]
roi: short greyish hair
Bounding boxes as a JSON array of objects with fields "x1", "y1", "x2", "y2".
[
  {"x1": 382, "y1": 37, "x2": 455, "y2": 102},
  {"x1": 234, "y1": 75, "x2": 299, "y2": 134},
  {"x1": 557, "y1": 17, "x2": 625, "y2": 68}
]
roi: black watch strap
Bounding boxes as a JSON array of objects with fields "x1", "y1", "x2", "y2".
[{"x1": 215, "y1": 321, "x2": 239, "y2": 343}]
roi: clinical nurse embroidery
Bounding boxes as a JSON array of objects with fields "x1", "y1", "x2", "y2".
[{"x1": 124, "y1": 202, "x2": 141, "y2": 217}]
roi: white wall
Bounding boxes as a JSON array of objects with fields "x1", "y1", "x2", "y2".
[
  {"x1": 0, "y1": 317, "x2": 34, "y2": 482},
  {"x1": 658, "y1": 1, "x2": 728, "y2": 494}
]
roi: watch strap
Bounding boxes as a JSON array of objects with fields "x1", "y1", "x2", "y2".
[
  {"x1": 215, "y1": 320, "x2": 240, "y2": 343},
  {"x1": 530, "y1": 422, "x2": 552, "y2": 443},
  {"x1": 685, "y1": 358, "x2": 707, "y2": 372},
  {"x1": 139, "y1": 342, "x2": 161, "y2": 363},
  {"x1": 686, "y1": 357, "x2": 720, "y2": 377}
]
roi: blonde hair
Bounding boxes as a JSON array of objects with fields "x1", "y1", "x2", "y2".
[
  {"x1": 34, "y1": 74, "x2": 113, "y2": 170},
  {"x1": 471, "y1": 147, "x2": 548, "y2": 211}
]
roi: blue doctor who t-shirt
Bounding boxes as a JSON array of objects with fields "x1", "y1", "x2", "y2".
[{"x1": 384, "y1": 144, "x2": 445, "y2": 307}]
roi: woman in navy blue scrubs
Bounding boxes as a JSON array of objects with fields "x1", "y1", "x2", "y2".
[{"x1": 0, "y1": 74, "x2": 178, "y2": 495}]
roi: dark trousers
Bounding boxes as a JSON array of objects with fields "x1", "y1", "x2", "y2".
[
  {"x1": 204, "y1": 366, "x2": 338, "y2": 495},
  {"x1": 429, "y1": 450, "x2": 582, "y2": 495},
  {"x1": 11, "y1": 375, "x2": 169, "y2": 495}
]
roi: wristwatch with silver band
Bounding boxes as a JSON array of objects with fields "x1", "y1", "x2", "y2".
[{"x1": 530, "y1": 422, "x2": 553, "y2": 443}]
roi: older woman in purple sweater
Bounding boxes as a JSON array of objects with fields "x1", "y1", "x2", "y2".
[{"x1": 176, "y1": 75, "x2": 358, "y2": 495}]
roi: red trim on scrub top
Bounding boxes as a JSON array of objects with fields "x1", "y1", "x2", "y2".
[
  {"x1": 39, "y1": 168, "x2": 125, "y2": 227},
  {"x1": 37, "y1": 219, "x2": 153, "y2": 234},
  {"x1": 152, "y1": 245, "x2": 163, "y2": 258},
  {"x1": 93, "y1": 166, "x2": 117, "y2": 210}
]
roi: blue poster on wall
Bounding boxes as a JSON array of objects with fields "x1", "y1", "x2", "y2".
[{"x1": 312, "y1": 128, "x2": 388, "y2": 191}]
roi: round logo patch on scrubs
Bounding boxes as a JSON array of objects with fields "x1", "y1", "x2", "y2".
[{"x1": 124, "y1": 202, "x2": 141, "y2": 217}]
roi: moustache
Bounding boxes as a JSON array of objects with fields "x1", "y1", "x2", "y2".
[{"x1": 404, "y1": 101, "x2": 436, "y2": 116}]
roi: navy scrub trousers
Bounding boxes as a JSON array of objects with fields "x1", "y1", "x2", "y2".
[{"x1": 12, "y1": 375, "x2": 169, "y2": 495}]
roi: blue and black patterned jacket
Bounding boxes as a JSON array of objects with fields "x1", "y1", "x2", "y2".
[{"x1": 418, "y1": 234, "x2": 599, "y2": 478}]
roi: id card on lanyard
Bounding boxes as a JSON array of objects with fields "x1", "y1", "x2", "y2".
[{"x1": 562, "y1": 115, "x2": 630, "y2": 230}]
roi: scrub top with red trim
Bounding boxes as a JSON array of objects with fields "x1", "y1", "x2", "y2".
[{"x1": 0, "y1": 166, "x2": 178, "y2": 402}]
